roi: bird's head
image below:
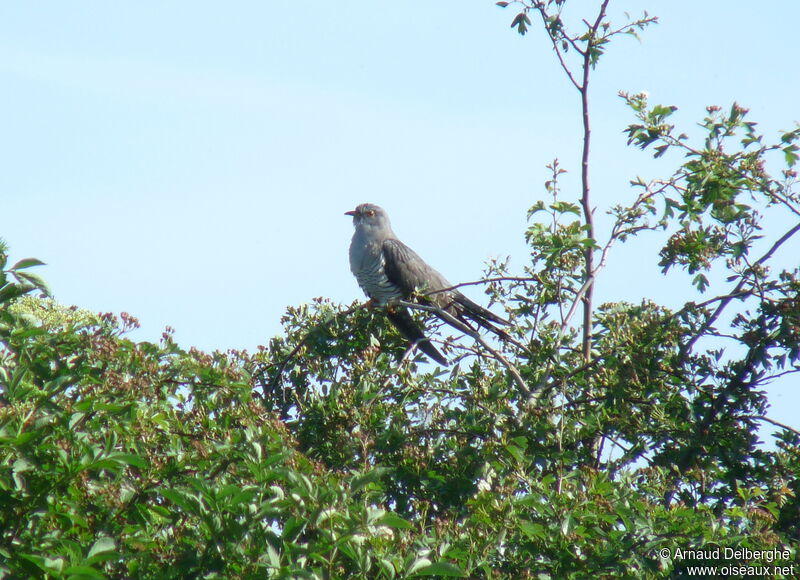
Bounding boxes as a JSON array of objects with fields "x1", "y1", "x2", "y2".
[{"x1": 345, "y1": 203, "x2": 392, "y2": 233}]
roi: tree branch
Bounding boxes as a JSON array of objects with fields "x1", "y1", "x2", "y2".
[
  {"x1": 576, "y1": 0, "x2": 609, "y2": 364},
  {"x1": 531, "y1": 6, "x2": 583, "y2": 91},
  {"x1": 753, "y1": 415, "x2": 800, "y2": 437},
  {"x1": 255, "y1": 303, "x2": 363, "y2": 398},
  {"x1": 397, "y1": 300, "x2": 531, "y2": 396},
  {"x1": 680, "y1": 220, "x2": 800, "y2": 357},
  {"x1": 424, "y1": 276, "x2": 541, "y2": 297}
]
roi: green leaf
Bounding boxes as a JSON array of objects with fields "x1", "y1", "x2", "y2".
[
  {"x1": 515, "y1": 493, "x2": 543, "y2": 507},
  {"x1": 13, "y1": 270, "x2": 51, "y2": 295},
  {"x1": 520, "y1": 521, "x2": 545, "y2": 539},
  {"x1": 378, "y1": 558, "x2": 397, "y2": 578},
  {"x1": 86, "y1": 537, "x2": 117, "y2": 564},
  {"x1": 560, "y1": 514, "x2": 573, "y2": 536},
  {"x1": 266, "y1": 544, "x2": 281, "y2": 568},
  {"x1": 11, "y1": 258, "x2": 46, "y2": 270},
  {"x1": 159, "y1": 488, "x2": 197, "y2": 513},
  {"x1": 230, "y1": 487, "x2": 259, "y2": 507},
  {"x1": 408, "y1": 557, "x2": 433, "y2": 575},
  {"x1": 111, "y1": 453, "x2": 149, "y2": 469},
  {"x1": 692, "y1": 273, "x2": 709, "y2": 292},
  {"x1": 350, "y1": 467, "x2": 390, "y2": 491},
  {"x1": 651, "y1": 104, "x2": 677, "y2": 119},
  {"x1": 510, "y1": 12, "x2": 531, "y2": 35},
  {"x1": 412, "y1": 562, "x2": 468, "y2": 577},
  {"x1": 18, "y1": 553, "x2": 50, "y2": 573},
  {"x1": 377, "y1": 512, "x2": 414, "y2": 530},
  {"x1": 550, "y1": 201, "x2": 581, "y2": 215},
  {"x1": 505, "y1": 442, "x2": 526, "y2": 464},
  {"x1": 63, "y1": 565, "x2": 106, "y2": 579},
  {"x1": 87, "y1": 537, "x2": 116, "y2": 558},
  {"x1": 0, "y1": 283, "x2": 28, "y2": 304},
  {"x1": 14, "y1": 431, "x2": 39, "y2": 446},
  {"x1": 783, "y1": 144, "x2": 799, "y2": 167},
  {"x1": 12, "y1": 457, "x2": 35, "y2": 473}
]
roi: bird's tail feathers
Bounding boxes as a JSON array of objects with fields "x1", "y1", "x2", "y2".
[
  {"x1": 386, "y1": 308, "x2": 448, "y2": 366},
  {"x1": 454, "y1": 294, "x2": 511, "y2": 340}
]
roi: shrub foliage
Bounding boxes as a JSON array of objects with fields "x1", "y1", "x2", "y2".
[{"x1": 2, "y1": 2, "x2": 799, "y2": 578}]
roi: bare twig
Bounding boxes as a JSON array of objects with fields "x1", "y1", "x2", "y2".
[
  {"x1": 424, "y1": 276, "x2": 541, "y2": 297},
  {"x1": 532, "y1": 6, "x2": 583, "y2": 91},
  {"x1": 753, "y1": 415, "x2": 800, "y2": 437},
  {"x1": 674, "y1": 290, "x2": 752, "y2": 318},
  {"x1": 577, "y1": 0, "x2": 610, "y2": 364},
  {"x1": 744, "y1": 367, "x2": 800, "y2": 388},
  {"x1": 397, "y1": 300, "x2": 531, "y2": 396}
]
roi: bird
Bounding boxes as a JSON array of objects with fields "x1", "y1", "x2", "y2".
[{"x1": 345, "y1": 203, "x2": 509, "y2": 365}]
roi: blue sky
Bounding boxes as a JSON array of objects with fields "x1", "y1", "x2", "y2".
[{"x1": 2, "y1": 3, "x2": 798, "y2": 429}]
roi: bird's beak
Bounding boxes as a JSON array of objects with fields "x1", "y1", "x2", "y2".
[{"x1": 344, "y1": 210, "x2": 356, "y2": 216}]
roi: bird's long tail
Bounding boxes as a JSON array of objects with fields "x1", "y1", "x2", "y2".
[
  {"x1": 387, "y1": 307, "x2": 448, "y2": 366},
  {"x1": 453, "y1": 294, "x2": 511, "y2": 340}
]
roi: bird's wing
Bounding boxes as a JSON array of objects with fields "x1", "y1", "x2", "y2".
[
  {"x1": 381, "y1": 238, "x2": 447, "y2": 298},
  {"x1": 382, "y1": 238, "x2": 509, "y2": 341}
]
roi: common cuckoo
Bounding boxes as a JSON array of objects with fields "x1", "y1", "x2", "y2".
[{"x1": 345, "y1": 203, "x2": 508, "y2": 365}]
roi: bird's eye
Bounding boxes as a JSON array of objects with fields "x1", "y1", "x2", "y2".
[{"x1": 365, "y1": 210, "x2": 375, "y2": 217}]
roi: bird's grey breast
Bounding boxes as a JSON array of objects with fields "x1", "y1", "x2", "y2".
[{"x1": 349, "y1": 230, "x2": 403, "y2": 304}]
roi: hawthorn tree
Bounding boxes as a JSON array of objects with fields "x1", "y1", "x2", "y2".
[{"x1": 1, "y1": 1, "x2": 799, "y2": 578}]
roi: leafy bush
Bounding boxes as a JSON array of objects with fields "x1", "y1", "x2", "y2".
[{"x1": 2, "y1": 2, "x2": 799, "y2": 578}]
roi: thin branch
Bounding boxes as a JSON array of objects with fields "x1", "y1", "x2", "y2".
[
  {"x1": 424, "y1": 276, "x2": 541, "y2": 297},
  {"x1": 532, "y1": 234, "x2": 612, "y2": 397},
  {"x1": 531, "y1": 5, "x2": 582, "y2": 91},
  {"x1": 364, "y1": 341, "x2": 436, "y2": 423},
  {"x1": 409, "y1": 385, "x2": 496, "y2": 416},
  {"x1": 576, "y1": 0, "x2": 610, "y2": 364},
  {"x1": 255, "y1": 303, "x2": 362, "y2": 396},
  {"x1": 546, "y1": 356, "x2": 605, "y2": 393},
  {"x1": 559, "y1": 272, "x2": 594, "y2": 339},
  {"x1": 558, "y1": 220, "x2": 618, "y2": 337},
  {"x1": 397, "y1": 300, "x2": 531, "y2": 396},
  {"x1": 663, "y1": 137, "x2": 800, "y2": 218},
  {"x1": 753, "y1": 415, "x2": 800, "y2": 437},
  {"x1": 680, "y1": 220, "x2": 800, "y2": 356},
  {"x1": 605, "y1": 16, "x2": 659, "y2": 39},
  {"x1": 674, "y1": 290, "x2": 752, "y2": 317},
  {"x1": 552, "y1": 38, "x2": 583, "y2": 90},
  {"x1": 411, "y1": 427, "x2": 486, "y2": 440},
  {"x1": 766, "y1": 186, "x2": 800, "y2": 218},
  {"x1": 744, "y1": 367, "x2": 800, "y2": 388}
]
